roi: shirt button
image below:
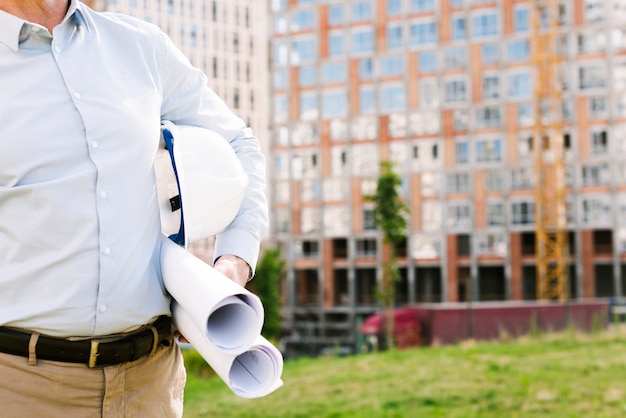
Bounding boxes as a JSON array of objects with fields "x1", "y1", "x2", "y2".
[
  {"x1": 74, "y1": 92, "x2": 81, "y2": 99},
  {"x1": 31, "y1": 26, "x2": 40, "y2": 33},
  {"x1": 53, "y1": 46, "x2": 60, "y2": 53},
  {"x1": 104, "y1": 247, "x2": 111, "y2": 255},
  {"x1": 99, "y1": 305, "x2": 107, "y2": 313},
  {"x1": 100, "y1": 191, "x2": 108, "y2": 198},
  {"x1": 92, "y1": 141, "x2": 99, "y2": 148}
]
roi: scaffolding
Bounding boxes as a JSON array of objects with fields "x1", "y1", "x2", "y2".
[{"x1": 531, "y1": 0, "x2": 569, "y2": 301}]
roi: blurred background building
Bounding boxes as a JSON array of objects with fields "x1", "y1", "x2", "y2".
[{"x1": 269, "y1": 0, "x2": 626, "y2": 356}]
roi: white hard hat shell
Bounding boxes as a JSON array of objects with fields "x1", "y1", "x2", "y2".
[{"x1": 154, "y1": 121, "x2": 248, "y2": 247}]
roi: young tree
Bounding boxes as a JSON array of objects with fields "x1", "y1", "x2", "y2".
[
  {"x1": 248, "y1": 246, "x2": 285, "y2": 341},
  {"x1": 368, "y1": 161, "x2": 408, "y2": 349}
]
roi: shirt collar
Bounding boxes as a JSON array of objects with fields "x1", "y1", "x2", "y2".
[{"x1": 0, "y1": 0, "x2": 89, "y2": 52}]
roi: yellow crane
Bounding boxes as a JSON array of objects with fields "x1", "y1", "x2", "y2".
[{"x1": 531, "y1": 0, "x2": 569, "y2": 301}]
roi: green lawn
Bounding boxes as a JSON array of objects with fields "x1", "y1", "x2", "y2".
[{"x1": 182, "y1": 326, "x2": 626, "y2": 418}]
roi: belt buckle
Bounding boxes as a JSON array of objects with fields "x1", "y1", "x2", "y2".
[{"x1": 88, "y1": 340, "x2": 100, "y2": 368}]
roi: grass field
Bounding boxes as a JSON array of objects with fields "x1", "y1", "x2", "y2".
[{"x1": 182, "y1": 325, "x2": 626, "y2": 418}]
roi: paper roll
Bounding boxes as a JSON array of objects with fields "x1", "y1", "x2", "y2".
[
  {"x1": 161, "y1": 237, "x2": 264, "y2": 353},
  {"x1": 173, "y1": 303, "x2": 284, "y2": 398}
]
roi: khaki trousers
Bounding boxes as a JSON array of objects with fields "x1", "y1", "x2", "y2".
[{"x1": 0, "y1": 337, "x2": 186, "y2": 418}]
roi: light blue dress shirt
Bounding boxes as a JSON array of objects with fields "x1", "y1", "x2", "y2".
[{"x1": 0, "y1": 1, "x2": 268, "y2": 337}]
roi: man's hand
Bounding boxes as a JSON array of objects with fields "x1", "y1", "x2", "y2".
[
  {"x1": 174, "y1": 255, "x2": 251, "y2": 344},
  {"x1": 214, "y1": 254, "x2": 252, "y2": 287}
]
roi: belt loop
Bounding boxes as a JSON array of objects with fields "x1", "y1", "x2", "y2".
[
  {"x1": 28, "y1": 332, "x2": 40, "y2": 366},
  {"x1": 149, "y1": 325, "x2": 159, "y2": 356}
]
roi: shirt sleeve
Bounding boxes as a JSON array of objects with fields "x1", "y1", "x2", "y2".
[{"x1": 157, "y1": 30, "x2": 269, "y2": 273}]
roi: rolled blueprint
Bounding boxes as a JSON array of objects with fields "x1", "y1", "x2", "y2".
[
  {"x1": 161, "y1": 237, "x2": 264, "y2": 354},
  {"x1": 173, "y1": 302, "x2": 284, "y2": 398}
]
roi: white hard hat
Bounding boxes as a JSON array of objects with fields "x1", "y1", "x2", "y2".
[{"x1": 154, "y1": 121, "x2": 248, "y2": 247}]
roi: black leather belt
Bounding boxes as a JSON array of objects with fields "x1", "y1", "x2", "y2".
[{"x1": 0, "y1": 316, "x2": 172, "y2": 368}]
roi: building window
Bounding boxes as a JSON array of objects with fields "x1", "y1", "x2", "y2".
[
  {"x1": 487, "y1": 201, "x2": 506, "y2": 226},
  {"x1": 512, "y1": 201, "x2": 534, "y2": 225},
  {"x1": 518, "y1": 133, "x2": 533, "y2": 161},
  {"x1": 584, "y1": 0, "x2": 605, "y2": 25},
  {"x1": 482, "y1": 43, "x2": 499, "y2": 65},
  {"x1": 321, "y1": 62, "x2": 347, "y2": 84},
  {"x1": 582, "y1": 162, "x2": 610, "y2": 186},
  {"x1": 387, "y1": 24, "x2": 404, "y2": 49},
  {"x1": 517, "y1": 103, "x2": 533, "y2": 126},
  {"x1": 380, "y1": 84, "x2": 406, "y2": 113},
  {"x1": 388, "y1": 0, "x2": 402, "y2": 16},
  {"x1": 577, "y1": 30, "x2": 607, "y2": 54},
  {"x1": 613, "y1": 61, "x2": 626, "y2": 90},
  {"x1": 420, "y1": 171, "x2": 441, "y2": 196},
  {"x1": 274, "y1": 14, "x2": 287, "y2": 34},
  {"x1": 351, "y1": 28, "x2": 375, "y2": 54},
  {"x1": 291, "y1": 9, "x2": 316, "y2": 32},
  {"x1": 485, "y1": 169, "x2": 505, "y2": 191},
  {"x1": 508, "y1": 71, "x2": 532, "y2": 99},
  {"x1": 455, "y1": 139, "x2": 469, "y2": 164},
  {"x1": 324, "y1": 206, "x2": 350, "y2": 236},
  {"x1": 363, "y1": 208, "x2": 376, "y2": 230},
  {"x1": 418, "y1": 79, "x2": 439, "y2": 108},
  {"x1": 410, "y1": 111, "x2": 440, "y2": 135},
  {"x1": 444, "y1": 47, "x2": 467, "y2": 69},
  {"x1": 475, "y1": 106, "x2": 502, "y2": 128},
  {"x1": 331, "y1": 147, "x2": 348, "y2": 175},
  {"x1": 299, "y1": 66, "x2": 317, "y2": 87},
  {"x1": 273, "y1": 69, "x2": 288, "y2": 90},
  {"x1": 360, "y1": 86, "x2": 376, "y2": 113},
  {"x1": 322, "y1": 90, "x2": 348, "y2": 119},
  {"x1": 579, "y1": 64, "x2": 606, "y2": 90},
  {"x1": 352, "y1": 144, "x2": 379, "y2": 176},
  {"x1": 412, "y1": 233, "x2": 442, "y2": 258},
  {"x1": 513, "y1": 5, "x2": 530, "y2": 33},
  {"x1": 276, "y1": 208, "x2": 290, "y2": 233},
  {"x1": 589, "y1": 97, "x2": 607, "y2": 119},
  {"x1": 581, "y1": 196, "x2": 611, "y2": 225},
  {"x1": 451, "y1": 15, "x2": 467, "y2": 41},
  {"x1": 295, "y1": 240, "x2": 319, "y2": 258},
  {"x1": 328, "y1": 32, "x2": 345, "y2": 57},
  {"x1": 483, "y1": 75, "x2": 500, "y2": 100},
  {"x1": 448, "y1": 172, "x2": 471, "y2": 193},
  {"x1": 409, "y1": 20, "x2": 438, "y2": 46},
  {"x1": 422, "y1": 201, "x2": 443, "y2": 231},
  {"x1": 351, "y1": 0, "x2": 373, "y2": 22},
  {"x1": 475, "y1": 138, "x2": 502, "y2": 162},
  {"x1": 453, "y1": 109, "x2": 469, "y2": 131},
  {"x1": 409, "y1": 0, "x2": 435, "y2": 13},
  {"x1": 471, "y1": 10, "x2": 498, "y2": 39},
  {"x1": 506, "y1": 39, "x2": 530, "y2": 62},
  {"x1": 328, "y1": 4, "x2": 344, "y2": 25},
  {"x1": 419, "y1": 51, "x2": 437, "y2": 73},
  {"x1": 380, "y1": 55, "x2": 405, "y2": 77},
  {"x1": 323, "y1": 178, "x2": 346, "y2": 200},
  {"x1": 299, "y1": 92, "x2": 318, "y2": 120},
  {"x1": 590, "y1": 129, "x2": 608, "y2": 155},
  {"x1": 273, "y1": 95, "x2": 288, "y2": 123},
  {"x1": 301, "y1": 179, "x2": 320, "y2": 201},
  {"x1": 444, "y1": 78, "x2": 468, "y2": 103},
  {"x1": 359, "y1": 58, "x2": 374, "y2": 79},
  {"x1": 301, "y1": 207, "x2": 320, "y2": 234},
  {"x1": 447, "y1": 202, "x2": 472, "y2": 229},
  {"x1": 356, "y1": 239, "x2": 377, "y2": 257},
  {"x1": 291, "y1": 37, "x2": 317, "y2": 63},
  {"x1": 511, "y1": 167, "x2": 533, "y2": 190}
]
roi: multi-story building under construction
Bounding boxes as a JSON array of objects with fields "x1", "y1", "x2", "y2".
[{"x1": 269, "y1": 0, "x2": 626, "y2": 356}]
